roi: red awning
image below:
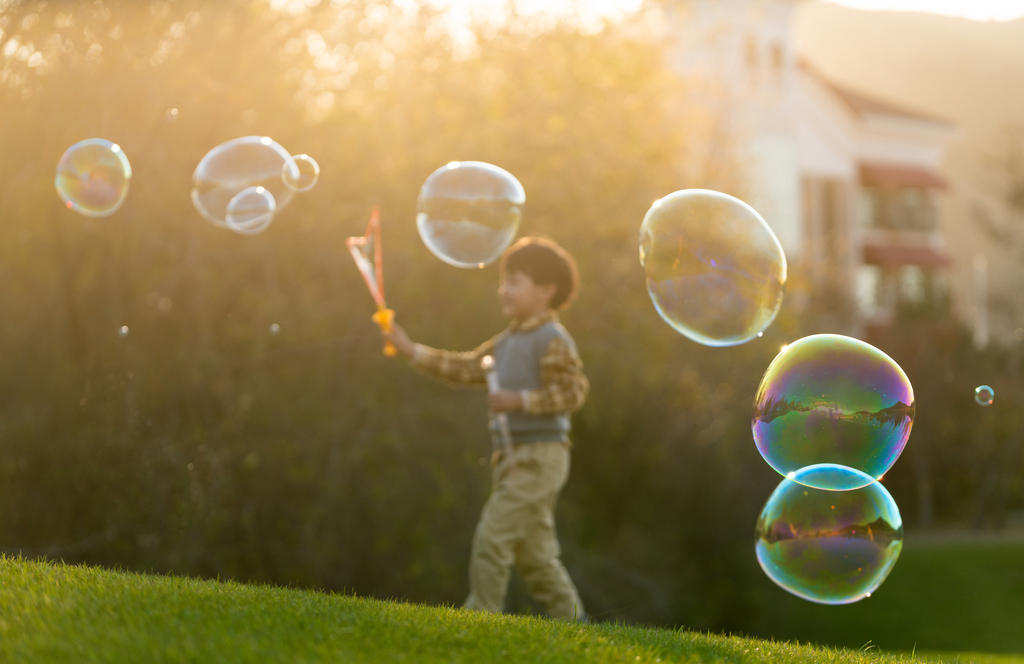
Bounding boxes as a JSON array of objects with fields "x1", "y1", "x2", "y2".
[
  {"x1": 860, "y1": 163, "x2": 949, "y2": 190},
  {"x1": 863, "y1": 242, "x2": 952, "y2": 268}
]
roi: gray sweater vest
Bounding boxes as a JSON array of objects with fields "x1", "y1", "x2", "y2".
[{"x1": 491, "y1": 321, "x2": 577, "y2": 445}]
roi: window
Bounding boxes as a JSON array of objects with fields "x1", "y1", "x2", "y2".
[
  {"x1": 861, "y1": 186, "x2": 936, "y2": 230},
  {"x1": 857, "y1": 265, "x2": 883, "y2": 316},
  {"x1": 898, "y1": 266, "x2": 925, "y2": 304},
  {"x1": 857, "y1": 189, "x2": 875, "y2": 228}
]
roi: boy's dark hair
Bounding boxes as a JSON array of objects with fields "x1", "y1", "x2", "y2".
[{"x1": 500, "y1": 237, "x2": 579, "y2": 310}]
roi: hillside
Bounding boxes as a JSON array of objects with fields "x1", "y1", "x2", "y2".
[{"x1": 0, "y1": 554, "x2": 942, "y2": 664}]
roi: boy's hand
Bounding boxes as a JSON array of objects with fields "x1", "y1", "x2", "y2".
[
  {"x1": 382, "y1": 322, "x2": 416, "y2": 357},
  {"x1": 488, "y1": 390, "x2": 524, "y2": 413}
]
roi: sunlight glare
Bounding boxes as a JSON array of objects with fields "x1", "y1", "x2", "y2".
[{"x1": 824, "y1": 0, "x2": 1024, "y2": 21}]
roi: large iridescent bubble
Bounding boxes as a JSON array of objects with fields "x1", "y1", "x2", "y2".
[
  {"x1": 755, "y1": 464, "x2": 903, "y2": 605},
  {"x1": 638, "y1": 189, "x2": 786, "y2": 347},
  {"x1": 752, "y1": 334, "x2": 914, "y2": 490},
  {"x1": 191, "y1": 136, "x2": 295, "y2": 228},
  {"x1": 416, "y1": 161, "x2": 524, "y2": 269},
  {"x1": 55, "y1": 139, "x2": 132, "y2": 217}
]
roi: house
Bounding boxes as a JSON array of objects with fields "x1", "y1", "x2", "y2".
[{"x1": 663, "y1": 0, "x2": 958, "y2": 337}]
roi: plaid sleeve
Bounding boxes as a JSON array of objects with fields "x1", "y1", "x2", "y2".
[
  {"x1": 409, "y1": 335, "x2": 500, "y2": 387},
  {"x1": 521, "y1": 336, "x2": 589, "y2": 415}
]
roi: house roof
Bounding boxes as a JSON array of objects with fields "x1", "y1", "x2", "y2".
[{"x1": 798, "y1": 60, "x2": 954, "y2": 126}]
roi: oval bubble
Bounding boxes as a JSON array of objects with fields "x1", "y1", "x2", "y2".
[
  {"x1": 226, "y1": 186, "x2": 276, "y2": 236},
  {"x1": 974, "y1": 385, "x2": 994, "y2": 406},
  {"x1": 755, "y1": 464, "x2": 903, "y2": 605},
  {"x1": 55, "y1": 138, "x2": 132, "y2": 217},
  {"x1": 638, "y1": 189, "x2": 787, "y2": 346},
  {"x1": 191, "y1": 136, "x2": 294, "y2": 227},
  {"x1": 282, "y1": 154, "x2": 320, "y2": 193},
  {"x1": 752, "y1": 334, "x2": 914, "y2": 489},
  {"x1": 416, "y1": 161, "x2": 524, "y2": 269}
]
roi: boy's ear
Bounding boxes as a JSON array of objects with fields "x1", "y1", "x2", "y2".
[{"x1": 540, "y1": 282, "x2": 558, "y2": 306}]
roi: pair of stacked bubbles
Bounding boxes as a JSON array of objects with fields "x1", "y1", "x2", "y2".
[
  {"x1": 638, "y1": 191, "x2": 910, "y2": 605},
  {"x1": 55, "y1": 136, "x2": 320, "y2": 233}
]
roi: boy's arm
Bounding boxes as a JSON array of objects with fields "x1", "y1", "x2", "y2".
[
  {"x1": 409, "y1": 335, "x2": 501, "y2": 387},
  {"x1": 521, "y1": 337, "x2": 589, "y2": 415}
]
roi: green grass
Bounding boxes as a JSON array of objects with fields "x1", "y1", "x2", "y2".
[
  {"x1": 0, "y1": 555, "x2": 940, "y2": 664},
  {"x1": 762, "y1": 538, "x2": 1024, "y2": 656}
]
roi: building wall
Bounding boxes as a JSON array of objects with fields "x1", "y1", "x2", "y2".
[{"x1": 666, "y1": 0, "x2": 804, "y2": 259}]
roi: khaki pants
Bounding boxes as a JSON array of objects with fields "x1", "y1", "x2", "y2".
[{"x1": 463, "y1": 440, "x2": 586, "y2": 622}]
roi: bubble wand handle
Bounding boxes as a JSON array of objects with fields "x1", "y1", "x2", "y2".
[
  {"x1": 481, "y1": 356, "x2": 514, "y2": 460},
  {"x1": 372, "y1": 306, "x2": 398, "y2": 357}
]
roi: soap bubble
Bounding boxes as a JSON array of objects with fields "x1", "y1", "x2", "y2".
[
  {"x1": 225, "y1": 186, "x2": 275, "y2": 236},
  {"x1": 416, "y1": 161, "x2": 524, "y2": 268},
  {"x1": 55, "y1": 139, "x2": 132, "y2": 217},
  {"x1": 165, "y1": 108, "x2": 179, "y2": 123},
  {"x1": 191, "y1": 136, "x2": 294, "y2": 228},
  {"x1": 282, "y1": 154, "x2": 320, "y2": 192},
  {"x1": 752, "y1": 334, "x2": 914, "y2": 489},
  {"x1": 755, "y1": 464, "x2": 903, "y2": 605},
  {"x1": 975, "y1": 385, "x2": 994, "y2": 406},
  {"x1": 118, "y1": 326, "x2": 129, "y2": 338},
  {"x1": 270, "y1": 323, "x2": 281, "y2": 335},
  {"x1": 639, "y1": 189, "x2": 786, "y2": 346}
]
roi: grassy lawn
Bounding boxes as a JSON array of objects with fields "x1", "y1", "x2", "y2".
[
  {"x1": 0, "y1": 554, "x2": 936, "y2": 664},
  {"x1": 760, "y1": 536, "x2": 1024, "y2": 659}
]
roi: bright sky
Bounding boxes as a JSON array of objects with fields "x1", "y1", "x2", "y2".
[
  {"x1": 428, "y1": 0, "x2": 1024, "y2": 26},
  {"x1": 823, "y1": 0, "x2": 1024, "y2": 21}
]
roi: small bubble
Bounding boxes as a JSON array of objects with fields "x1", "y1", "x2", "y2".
[
  {"x1": 758, "y1": 331, "x2": 763, "y2": 337},
  {"x1": 164, "y1": 107, "x2": 178, "y2": 122},
  {"x1": 118, "y1": 325, "x2": 129, "y2": 337},
  {"x1": 55, "y1": 138, "x2": 132, "y2": 217},
  {"x1": 270, "y1": 323, "x2": 281, "y2": 335}
]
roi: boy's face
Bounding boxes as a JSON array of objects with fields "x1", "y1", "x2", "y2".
[{"x1": 499, "y1": 270, "x2": 557, "y2": 319}]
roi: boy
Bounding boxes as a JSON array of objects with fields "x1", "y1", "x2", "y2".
[{"x1": 383, "y1": 237, "x2": 588, "y2": 622}]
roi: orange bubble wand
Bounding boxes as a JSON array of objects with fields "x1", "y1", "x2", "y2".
[{"x1": 346, "y1": 207, "x2": 397, "y2": 357}]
